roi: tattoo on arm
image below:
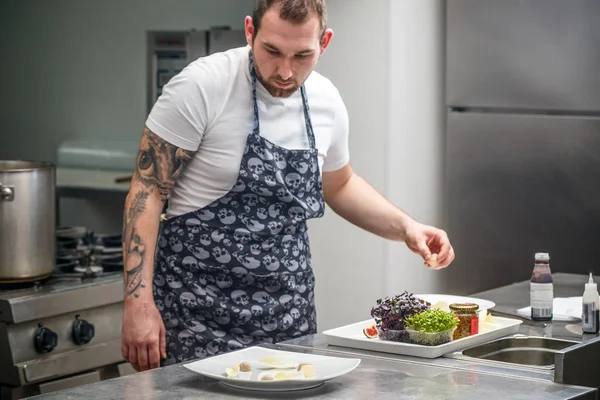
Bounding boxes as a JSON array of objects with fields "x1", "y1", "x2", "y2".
[
  {"x1": 123, "y1": 190, "x2": 149, "y2": 240},
  {"x1": 123, "y1": 192, "x2": 149, "y2": 298},
  {"x1": 125, "y1": 231, "x2": 146, "y2": 297},
  {"x1": 134, "y1": 127, "x2": 195, "y2": 201},
  {"x1": 122, "y1": 127, "x2": 195, "y2": 298}
]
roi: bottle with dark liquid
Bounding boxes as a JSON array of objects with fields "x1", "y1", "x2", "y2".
[{"x1": 530, "y1": 252, "x2": 553, "y2": 321}]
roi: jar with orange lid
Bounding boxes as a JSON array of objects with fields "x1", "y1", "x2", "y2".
[{"x1": 449, "y1": 303, "x2": 479, "y2": 340}]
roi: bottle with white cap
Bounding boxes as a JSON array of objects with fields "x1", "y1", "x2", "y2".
[
  {"x1": 530, "y1": 252, "x2": 553, "y2": 321},
  {"x1": 582, "y1": 273, "x2": 599, "y2": 334}
]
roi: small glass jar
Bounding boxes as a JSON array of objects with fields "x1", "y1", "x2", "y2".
[{"x1": 449, "y1": 303, "x2": 480, "y2": 340}]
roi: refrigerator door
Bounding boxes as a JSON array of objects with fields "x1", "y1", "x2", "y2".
[
  {"x1": 186, "y1": 31, "x2": 208, "y2": 63},
  {"x1": 185, "y1": 29, "x2": 246, "y2": 62},
  {"x1": 208, "y1": 29, "x2": 247, "y2": 54},
  {"x1": 446, "y1": 0, "x2": 600, "y2": 112},
  {"x1": 443, "y1": 112, "x2": 600, "y2": 294}
]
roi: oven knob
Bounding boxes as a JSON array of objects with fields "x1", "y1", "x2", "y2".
[
  {"x1": 34, "y1": 325, "x2": 58, "y2": 354},
  {"x1": 72, "y1": 317, "x2": 95, "y2": 345}
]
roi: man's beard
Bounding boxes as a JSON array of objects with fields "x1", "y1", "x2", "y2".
[{"x1": 253, "y1": 59, "x2": 300, "y2": 98}]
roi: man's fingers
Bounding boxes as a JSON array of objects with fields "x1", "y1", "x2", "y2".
[
  {"x1": 127, "y1": 346, "x2": 139, "y2": 371},
  {"x1": 439, "y1": 246, "x2": 455, "y2": 268},
  {"x1": 160, "y1": 325, "x2": 167, "y2": 360},
  {"x1": 434, "y1": 230, "x2": 451, "y2": 259},
  {"x1": 137, "y1": 343, "x2": 149, "y2": 371},
  {"x1": 427, "y1": 230, "x2": 453, "y2": 269},
  {"x1": 415, "y1": 239, "x2": 432, "y2": 261},
  {"x1": 122, "y1": 343, "x2": 129, "y2": 361},
  {"x1": 149, "y1": 341, "x2": 161, "y2": 369},
  {"x1": 409, "y1": 226, "x2": 454, "y2": 269},
  {"x1": 437, "y1": 244, "x2": 452, "y2": 266}
]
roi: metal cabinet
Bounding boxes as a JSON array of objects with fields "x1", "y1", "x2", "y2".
[
  {"x1": 444, "y1": 0, "x2": 600, "y2": 294},
  {"x1": 445, "y1": 112, "x2": 600, "y2": 293},
  {"x1": 447, "y1": 0, "x2": 600, "y2": 112}
]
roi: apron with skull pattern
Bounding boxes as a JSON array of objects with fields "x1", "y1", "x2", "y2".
[{"x1": 152, "y1": 52, "x2": 325, "y2": 366}]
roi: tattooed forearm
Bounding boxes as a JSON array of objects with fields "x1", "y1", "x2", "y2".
[
  {"x1": 123, "y1": 192, "x2": 149, "y2": 298},
  {"x1": 123, "y1": 190, "x2": 149, "y2": 241},
  {"x1": 125, "y1": 231, "x2": 146, "y2": 298},
  {"x1": 134, "y1": 127, "x2": 195, "y2": 201},
  {"x1": 122, "y1": 127, "x2": 195, "y2": 300}
]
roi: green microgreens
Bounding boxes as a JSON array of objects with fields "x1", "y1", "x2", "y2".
[{"x1": 404, "y1": 309, "x2": 459, "y2": 333}]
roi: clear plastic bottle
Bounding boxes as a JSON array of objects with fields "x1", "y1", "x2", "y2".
[
  {"x1": 582, "y1": 273, "x2": 599, "y2": 334},
  {"x1": 530, "y1": 252, "x2": 553, "y2": 321}
]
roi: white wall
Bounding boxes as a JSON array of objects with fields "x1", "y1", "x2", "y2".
[
  {"x1": 0, "y1": 0, "x2": 447, "y2": 332},
  {"x1": 310, "y1": 0, "x2": 446, "y2": 331},
  {"x1": 309, "y1": 0, "x2": 390, "y2": 332},
  {"x1": 384, "y1": 1, "x2": 447, "y2": 296}
]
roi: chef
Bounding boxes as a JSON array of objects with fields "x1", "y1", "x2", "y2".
[{"x1": 121, "y1": 0, "x2": 455, "y2": 371}]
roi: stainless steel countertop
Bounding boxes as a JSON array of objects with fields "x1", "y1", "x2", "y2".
[
  {"x1": 27, "y1": 273, "x2": 599, "y2": 400},
  {"x1": 27, "y1": 343, "x2": 596, "y2": 400}
]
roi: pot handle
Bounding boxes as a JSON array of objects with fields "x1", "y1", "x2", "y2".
[{"x1": 0, "y1": 181, "x2": 14, "y2": 202}]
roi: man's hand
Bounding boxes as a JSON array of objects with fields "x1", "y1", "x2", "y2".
[
  {"x1": 404, "y1": 222, "x2": 455, "y2": 269},
  {"x1": 121, "y1": 301, "x2": 167, "y2": 371}
]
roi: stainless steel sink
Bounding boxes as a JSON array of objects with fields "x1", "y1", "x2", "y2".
[
  {"x1": 460, "y1": 336, "x2": 578, "y2": 368},
  {"x1": 446, "y1": 335, "x2": 579, "y2": 371}
]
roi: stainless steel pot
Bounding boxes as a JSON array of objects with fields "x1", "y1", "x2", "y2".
[{"x1": 0, "y1": 161, "x2": 56, "y2": 282}]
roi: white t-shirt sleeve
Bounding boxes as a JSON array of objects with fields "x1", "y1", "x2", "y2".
[
  {"x1": 145, "y1": 62, "x2": 217, "y2": 151},
  {"x1": 322, "y1": 95, "x2": 350, "y2": 172}
]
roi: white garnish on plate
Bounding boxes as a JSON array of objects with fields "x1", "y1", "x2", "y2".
[
  {"x1": 299, "y1": 364, "x2": 316, "y2": 378},
  {"x1": 225, "y1": 364, "x2": 240, "y2": 378},
  {"x1": 224, "y1": 363, "x2": 252, "y2": 380},
  {"x1": 258, "y1": 355, "x2": 298, "y2": 369},
  {"x1": 256, "y1": 369, "x2": 309, "y2": 381}
]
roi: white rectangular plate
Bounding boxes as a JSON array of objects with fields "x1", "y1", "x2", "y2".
[
  {"x1": 323, "y1": 316, "x2": 523, "y2": 359},
  {"x1": 183, "y1": 346, "x2": 361, "y2": 392},
  {"x1": 517, "y1": 297, "x2": 583, "y2": 321}
]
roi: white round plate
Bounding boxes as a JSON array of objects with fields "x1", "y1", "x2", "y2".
[
  {"x1": 183, "y1": 347, "x2": 361, "y2": 392},
  {"x1": 221, "y1": 379, "x2": 325, "y2": 392},
  {"x1": 414, "y1": 293, "x2": 496, "y2": 311}
]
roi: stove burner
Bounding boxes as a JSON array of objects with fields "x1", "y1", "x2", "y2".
[
  {"x1": 53, "y1": 227, "x2": 124, "y2": 278},
  {"x1": 93, "y1": 233, "x2": 123, "y2": 249},
  {"x1": 56, "y1": 250, "x2": 89, "y2": 271},
  {"x1": 91, "y1": 253, "x2": 123, "y2": 273},
  {"x1": 56, "y1": 226, "x2": 93, "y2": 249},
  {"x1": 100, "y1": 260, "x2": 123, "y2": 273},
  {"x1": 57, "y1": 236, "x2": 79, "y2": 250}
]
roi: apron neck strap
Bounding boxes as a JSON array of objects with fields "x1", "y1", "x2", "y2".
[{"x1": 249, "y1": 51, "x2": 316, "y2": 149}]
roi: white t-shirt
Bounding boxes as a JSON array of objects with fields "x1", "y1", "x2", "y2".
[{"x1": 146, "y1": 46, "x2": 350, "y2": 218}]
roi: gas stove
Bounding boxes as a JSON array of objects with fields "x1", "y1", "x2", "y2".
[
  {"x1": 55, "y1": 225, "x2": 124, "y2": 276},
  {"x1": 0, "y1": 227, "x2": 133, "y2": 399}
]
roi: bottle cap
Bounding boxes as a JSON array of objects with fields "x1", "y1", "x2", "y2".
[
  {"x1": 535, "y1": 252, "x2": 550, "y2": 262},
  {"x1": 449, "y1": 303, "x2": 479, "y2": 312},
  {"x1": 585, "y1": 273, "x2": 597, "y2": 290}
]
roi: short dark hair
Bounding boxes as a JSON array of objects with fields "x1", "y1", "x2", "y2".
[{"x1": 251, "y1": 0, "x2": 328, "y2": 39}]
